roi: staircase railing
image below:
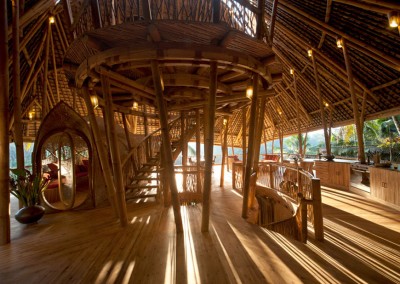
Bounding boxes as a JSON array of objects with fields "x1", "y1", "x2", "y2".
[
  {"x1": 233, "y1": 161, "x2": 323, "y2": 243},
  {"x1": 122, "y1": 116, "x2": 180, "y2": 185},
  {"x1": 73, "y1": 0, "x2": 259, "y2": 38}
]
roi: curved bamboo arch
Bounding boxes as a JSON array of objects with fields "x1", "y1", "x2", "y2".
[{"x1": 75, "y1": 43, "x2": 273, "y2": 88}]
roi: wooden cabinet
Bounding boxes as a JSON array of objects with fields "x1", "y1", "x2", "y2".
[
  {"x1": 370, "y1": 167, "x2": 400, "y2": 206},
  {"x1": 314, "y1": 161, "x2": 350, "y2": 190}
]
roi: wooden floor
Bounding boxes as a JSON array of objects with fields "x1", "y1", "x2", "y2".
[{"x1": 1, "y1": 167, "x2": 400, "y2": 283}]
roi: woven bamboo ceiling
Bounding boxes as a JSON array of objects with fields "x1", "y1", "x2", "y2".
[{"x1": 6, "y1": 0, "x2": 400, "y2": 146}]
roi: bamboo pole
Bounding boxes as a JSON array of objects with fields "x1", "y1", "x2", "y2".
[
  {"x1": 202, "y1": 61, "x2": 217, "y2": 232},
  {"x1": 151, "y1": 60, "x2": 183, "y2": 233},
  {"x1": 279, "y1": 128, "x2": 284, "y2": 163},
  {"x1": 42, "y1": 20, "x2": 51, "y2": 117},
  {"x1": 50, "y1": 30, "x2": 60, "y2": 102},
  {"x1": 122, "y1": 113, "x2": 137, "y2": 173},
  {"x1": 268, "y1": 0, "x2": 279, "y2": 44},
  {"x1": 342, "y1": 40, "x2": 366, "y2": 163},
  {"x1": 143, "y1": 105, "x2": 150, "y2": 159},
  {"x1": 101, "y1": 75, "x2": 128, "y2": 227},
  {"x1": 0, "y1": 0, "x2": 10, "y2": 245},
  {"x1": 181, "y1": 111, "x2": 187, "y2": 191},
  {"x1": 312, "y1": 178, "x2": 324, "y2": 241},
  {"x1": 196, "y1": 110, "x2": 201, "y2": 194},
  {"x1": 311, "y1": 53, "x2": 331, "y2": 156},
  {"x1": 81, "y1": 88, "x2": 119, "y2": 218},
  {"x1": 220, "y1": 117, "x2": 228, "y2": 187},
  {"x1": 12, "y1": 0, "x2": 25, "y2": 188},
  {"x1": 293, "y1": 71, "x2": 303, "y2": 157},
  {"x1": 242, "y1": 74, "x2": 259, "y2": 218},
  {"x1": 242, "y1": 107, "x2": 247, "y2": 163}
]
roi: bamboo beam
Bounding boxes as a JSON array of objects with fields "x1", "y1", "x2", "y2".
[
  {"x1": 50, "y1": 30, "x2": 60, "y2": 102},
  {"x1": 268, "y1": 0, "x2": 279, "y2": 44},
  {"x1": 311, "y1": 53, "x2": 331, "y2": 156},
  {"x1": 202, "y1": 61, "x2": 217, "y2": 232},
  {"x1": 151, "y1": 60, "x2": 183, "y2": 233},
  {"x1": 90, "y1": 0, "x2": 102, "y2": 29},
  {"x1": 342, "y1": 40, "x2": 366, "y2": 163},
  {"x1": 122, "y1": 113, "x2": 137, "y2": 173},
  {"x1": 333, "y1": 0, "x2": 396, "y2": 13},
  {"x1": 12, "y1": 0, "x2": 25, "y2": 189},
  {"x1": 220, "y1": 117, "x2": 228, "y2": 187},
  {"x1": 242, "y1": 74, "x2": 259, "y2": 218},
  {"x1": 42, "y1": 20, "x2": 51, "y2": 117},
  {"x1": 81, "y1": 88, "x2": 119, "y2": 218},
  {"x1": 317, "y1": 0, "x2": 332, "y2": 49},
  {"x1": 371, "y1": 77, "x2": 400, "y2": 91},
  {"x1": 279, "y1": 0, "x2": 400, "y2": 71},
  {"x1": 0, "y1": 0, "x2": 10, "y2": 245},
  {"x1": 101, "y1": 75, "x2": 128, "y2": 227},
  {"x1": 257, "y1": 0, "x2": 266, "y2": 40}
]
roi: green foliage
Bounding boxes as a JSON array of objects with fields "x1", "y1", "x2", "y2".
[{"x1": 9, "y1": 169, "x2": 51, "y2": 207}]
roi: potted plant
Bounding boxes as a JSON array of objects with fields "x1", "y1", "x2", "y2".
[{"x1": 9, "y1": 169, "x2": 51, "y2": 224}]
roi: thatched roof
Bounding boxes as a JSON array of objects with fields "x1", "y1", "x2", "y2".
[{"x1": 5, "y1": 0, "x2": 400, "y2": 146}]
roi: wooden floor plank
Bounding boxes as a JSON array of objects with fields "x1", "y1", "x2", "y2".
[{"x1": 1, "y1": 167, "x2": 399, "y2": 283}]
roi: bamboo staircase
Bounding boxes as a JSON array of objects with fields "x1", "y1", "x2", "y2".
[{"x1": 123, "y1": 115, "x2": 199, "y2": 203}]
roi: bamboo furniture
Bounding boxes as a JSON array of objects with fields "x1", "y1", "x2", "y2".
[{"x1": 314, "y1": 160, "x2": 351, "y2": 190}]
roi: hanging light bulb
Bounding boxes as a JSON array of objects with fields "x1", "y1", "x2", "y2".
[
  {"x1": 246, "y1": 80, "x2": 253, "y2": 99},
  {"x1": 223, "y1": 118, "x2": 228, "y2": 126},
  {"x1": 290, "y1": 68, "x2": 294, "y2": 75},
  {"x1": 90, "y1": 94, "x2": 99, "y2": 109},
  {"x1": 132, "y1": 101, "x2": 138, "y2": 111},
  {"x1": 336, "y1": 37, "x2": 343, "y2": 48},
  {"x1": 49, "y1": 16, "x2": 55, "y2": 24},
  {"x1": 307, "y1": 49, "x2": 313, "y2": 57},
  {"x1": 388, "y1": 11, "x2": 399, "y2": 28},
  {"x1": 28, "y1": 111, "x2": 34, "y2": 120},
  {"x1": 324, "y1": 101, "x2": 329, "y2": 107},
  {"x1": 277, "y1": 109, "x2": 283, "y2": 115}
]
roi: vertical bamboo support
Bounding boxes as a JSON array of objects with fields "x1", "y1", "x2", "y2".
[
  {"x1": 293, "y1": 72, "x2": 303, "y2": 157},
  {"x1": 212, "y1": 0, "x2": 220, "y2": 23},
  {"x1": 42, "y1": 19, "x2": 51, "y2": 117},
  {"x1": 311, "y1": 53, "x2": 331, "y2": 156},
  {"x1": 90, "y1": 0, "x2": 103, "y2": 28},
  {"x1": 202, "y1": 61, "x2": 217, "y2": 232},
  {"x1": 122, "y1": 113, "x2": 137, "y2": 173},
  {"x1": 81, "y1": 88, "x2": 119, "y2": 217},
  {"x1": 312, "y1": 178, "x2": 324, "y2": 241},
  {"x1": 342, "y1": 40, "x2": 366, "y2": 163},
  {"x1": 242, "y1": 74, "x2": 259, "y2": 218},
  {"x1": 301, "y1": 198, "x2": 308, "y2": 243},
  {"x1": 143, "y1": 105, "x2": 150, "y2": 159},
  {"x1": 151, "y1": 60, "x2": 183, "y2": 233},
  {"x1": 181, "y1": 111, "x2": 187, "y2": 191},
  {"x1": 101, "y1": 75, "x2": 128, "y2": 227},
  {"x1": 0, "y1": 0, "x2": 10, "y2": 245},
  {"x1": 160, "y1": 146, "x2": 171, "y2": 207},
  {"x1": 242, "y1": 107, "x2": 247, "y2": 164},
  {"x1": 220, "y1": 116, "x2": 228, "y2": 187},
  {"x1": 12, "y1": 0, "x2": 25, "y2": 186},
  {"x1": 50, "y1": 31, "x2": 60, "y2": 102},
  {"x1": 196, "y1": 110, "x2": 201, "y2": 194}
]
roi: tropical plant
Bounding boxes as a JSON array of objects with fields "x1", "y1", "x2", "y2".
[{"x1": 9, "y1": 169, "x2": 51, "y2": 207}]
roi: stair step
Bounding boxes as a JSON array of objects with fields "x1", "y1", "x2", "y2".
[
  {"x1": 132, "y1": 176, "x2": 158, "y2": 181},
  {"x1": 125, "y1": 187, "x2": 158, "y2": 200},
  {"x1": 126, "y1": 184, "x2": 159, "y2": 190}
]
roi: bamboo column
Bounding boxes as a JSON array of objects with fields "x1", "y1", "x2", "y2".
[
  {"x1": 342, "y1": 39, "x2": 366, "y2": 163},
  {"x1": 181, "y1": 111, "x2": 187, "y2": 191},
  {"x1": 311, "y1": 52, "x2": 331, "y2": 156},
  {"x1": 242, "y1": 107, "x2": 247, "y2": 163},
  {"x1": 81, "y1": 88, "x2": 118, "y2": 217},
  {"x1": 42, "y1": 18, "x2": 51, "y2": 117},
  {"x1": 101, "y1": 75, "x2": 128, "y2": 227},
  {"x1": 12, "y1": 0, "x2": 24, "y2": 188},
  {"x1": 242, "y1": 74, "x2": 259, "y2": 218},
  {"x1": 122, "y1": 113, "x2": 137, "y2": 173},
  {"x1": 279, "y1": 128, "x2": 284, "y2": 163},
  {"x1": 293, "y1": 71, "x2": 303, "y2": 157},
  {"x1": 196, "y1": 110, "x2": 201, "y2": 194},
  {"x1": 151, "y1": 60, "x2": 183, "y2": 233},
  {"x1": 143, "y1": 105, "x2": 150, "y2": 159},
  {"x1": 202, "y1": 61, "x2": 217, "y2": 232},
  {"x1": 220, "y1": 116, "x2": 228, "y2": 187},
  {"x1": 0, "y1": 0, "x2": 10, "y2": 245}
]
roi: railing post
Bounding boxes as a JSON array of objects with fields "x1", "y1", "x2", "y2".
[
  {"x1": 301, "y1": 198, "x2": 308, "y2": 243},
  {"x1": 312, "y1": 178, "x2": 324, "y2": 241},
  {"x1": 269, "y1": 164, "x2": 274, "y2": 189},
  {"x1": 232, "y1": 163, "x2": 236, "y2": 190}
]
